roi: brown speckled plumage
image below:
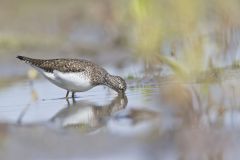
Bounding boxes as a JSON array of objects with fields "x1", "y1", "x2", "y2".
[
  {"x1": 17, "y1": 56, "x2": 101, "y2": 73},
  {"x1": 17, "y1": 56, "x2": 108, "y2": 85},
  {"x1": 17, "y1": 55, "x2": 127, "y2": 98}
]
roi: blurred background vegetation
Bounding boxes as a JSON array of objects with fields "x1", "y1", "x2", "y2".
[
  {"x1": 0, "y1": 0, "x2": 240, "y2": 79},
  {"x1": 1, "y1": 2, "x2": 240, "y2": 158}
]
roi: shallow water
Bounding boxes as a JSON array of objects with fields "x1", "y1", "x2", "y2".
[
  {"x1": 0, "y1": 77, "x2": 159, "y2": 131},
  {"x1": 1, "y1": 66, "x2": 240, "y2": 159}
]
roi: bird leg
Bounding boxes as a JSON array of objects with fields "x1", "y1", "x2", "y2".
[
  {"x1": 65, "y1": 91, "x2": 69, "y2": 98},
  {"x1": 72, "y1": 92, "x2": 75, "y2": 99},
  {"x1": 72, "y1": 92, "x2": 75, "y2": 98}
]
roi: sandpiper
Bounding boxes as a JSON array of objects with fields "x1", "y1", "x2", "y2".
[{"x1": 17, "y1": 56, "x2": 127, "y2": 98}]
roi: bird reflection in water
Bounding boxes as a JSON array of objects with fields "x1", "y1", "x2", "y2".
[{"x1": 51, "y1": 95, "x2": 128, "y2": 132}]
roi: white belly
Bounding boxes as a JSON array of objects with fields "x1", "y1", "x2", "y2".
[{"x1": 39, "y1": 69, "x2": 93, "y2": 92}]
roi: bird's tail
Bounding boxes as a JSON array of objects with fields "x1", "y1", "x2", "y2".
[
  {"x1": 16, "y1": 55, "x2": 33, "y2": 63},
  {"x1": 16, "y1": 55, "x2": 44, "y2": 67}
]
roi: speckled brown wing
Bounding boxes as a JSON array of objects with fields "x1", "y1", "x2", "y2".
[
  {"x1": 38, "y1": 59, "x2": 88, "y2": 73},
  {"x1": 17, "y1": 55, "x2": 109, "y2": 86},
  {"x1": 17, "y1": 56, "x2": 88, "y2": 73}
]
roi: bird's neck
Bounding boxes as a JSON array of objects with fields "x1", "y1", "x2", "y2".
[{"x1": 104, "y1": 74, "x2": 118, "y2": 91}]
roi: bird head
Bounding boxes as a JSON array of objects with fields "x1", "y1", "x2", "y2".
[{"x1": 104, "y1": 74, "x2": 127, "y2": 95}]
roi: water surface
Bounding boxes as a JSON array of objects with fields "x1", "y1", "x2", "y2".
[{"x1": 1, "y1": 64, "x2": 240, "y2": 159}]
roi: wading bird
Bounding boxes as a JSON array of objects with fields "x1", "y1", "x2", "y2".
[{"x1": 17, "y1": 56, "x2": 127, "y2": 98}]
